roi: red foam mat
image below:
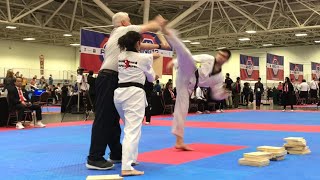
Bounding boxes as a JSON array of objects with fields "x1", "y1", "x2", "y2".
[
  {"x1": 150, "y1": 120, "x2": 320, "y2": 133},
  {"x1": 0, "y1": 120, "x2": 93, "y2": 132},
  {"x1": 138, "y1": 143, "x2": 246, "y2": 165}
]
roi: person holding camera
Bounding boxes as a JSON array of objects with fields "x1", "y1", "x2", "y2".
[{"x1": 7, "y1": 77, "x2": 46, "y2": 129}]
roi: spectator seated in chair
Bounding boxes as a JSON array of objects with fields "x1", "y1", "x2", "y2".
[
  {"x1": 163, "y1": 83, "x2": 176, "y2": 105},
  {"x1": 8, "y1": 77, "x2": 46, "y2": 129},
  {"x1": 191, "y1": 86, "x2": 210, "y2": 114}
]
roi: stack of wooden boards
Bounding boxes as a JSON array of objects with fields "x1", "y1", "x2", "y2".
[
  {"x1": 238, "y1": 152, "x2": 272, "y2": 167},
  {"x1": 239, "y1": 137, "x2": 311, "y2": 167},
  {"x1": 86, "y1": 174, "x2": 123, "y2": 180},
  {"x1": 283, "y1": 137, "x2": 311, "y2": 155},
  {"x1": 257, "y1": 146, "x2": 287, "y2": 161}
]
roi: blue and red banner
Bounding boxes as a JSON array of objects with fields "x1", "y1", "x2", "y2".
[
  {"x1": 289, "y1": 63, "x2": 303, "y2": 83},
  {"x1": 240, "y1": 54, "x2": 259, "y2": 81},
  {"x1": 141, "y1": 32, "x2": 173, "y2": 76},
  {"x1": 311, "y1": 62, "x2": 320, "y2": 80},
  {"x1": 80, "y1": 29, "x2": 109, "y2": 73},
  {"x1": 80, "y1": 29, "x2": 173, "y2": 75},
  {"x1": 266, "y1": 53, "x2": 284, "y2": 81}
]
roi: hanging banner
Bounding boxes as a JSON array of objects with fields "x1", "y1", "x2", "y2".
[
  {"x1": 39, "y1": 55, "x2": 44, "y2": 75},
  {"x1": 80, "y1": 29, "x2": 173, "y2": 75},
  {"x1": 311, "y1": 62, "x2": 320, "y2": 80},
  {"x1": 266, "y1": 53, "x2": 284, "y2": 81},
  {"x1": 141, "y1": 32, "x2": 173, "y2": 76},
  {"x1": 240, "y1": 54, "x2": 259, "y2": 81},
  {"x1": 80, "y1": 29, "x2": 109, "y2": 73},
  {"x1": 289, "y1": 63, "x2": 303, "y2": 83}
]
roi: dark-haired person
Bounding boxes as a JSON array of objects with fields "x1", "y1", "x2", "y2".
[
  {"x1": 309, "y1": 77, "x2": 318, "y2": 100},
  {"x1": 3, "y1": 69, "x2": 15, "y2": 92},
  {"x1": 298, "y1": 79, "x2": 309, "y2": 104},
  {"x1": 164, "y1": 28, "x2": 230, "y2": 151},
  {"x1": 225, "y1": 73, "x2": 233, "y2": 108},
  {"x1": 86, "y1": 12, "x2": 168, "y2": 170},
  {"x1": 282, "y1": 77, "x2": 294, "y2": 112},
  {"x1": 7, "y1": 77, "x2": 46, "y2": 129},
  {"x1": 114, "y1": 31, "x2": 158, "y2": 176},
  {"x1": 254, "y1": 78, "x2": 264, "y2": 109},
  {"x1": 232, "y1": 77, "x2": 241, "y2": 108}
]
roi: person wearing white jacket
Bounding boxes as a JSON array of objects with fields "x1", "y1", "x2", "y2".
[
  {"x1": 309, "y1": 77, "x2": 318, "y2": 99},
  {"x1": 114, "y1": 31, "x2": 159, "y2": 176},
  {"x1": 299, "y1": 79, "x2": 309, "y2": 103},
  {"x1": 164, "y1": 28, "x2": 231, "y2": 151}
]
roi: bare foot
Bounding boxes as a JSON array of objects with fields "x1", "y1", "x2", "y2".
[
  {"x1": 122, "y1": 170, "x2": 144, "y2": 176},
  {"x1": 175, "y1": 144, "x2": 194, "y2": 151},
  {"x1": 173, "y1": 134, "x2": 193, "y2": 151}
]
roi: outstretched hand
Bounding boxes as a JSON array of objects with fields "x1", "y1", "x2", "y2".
[
  {"x1": 154, "y1": 15, "x2": 167, "y2": 27},
  {"x1": 161, "y1": 43, "x2": 171, "y2": 50},
  {"x1": 152, "y1": 53, "x2": 160, "y2": 59}
]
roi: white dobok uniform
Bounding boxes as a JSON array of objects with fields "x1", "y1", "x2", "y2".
[
  {"x1": 165, "y1": 30, "x2": 228, "y2": 138},
  {"x1": 114, "y1": 51, "x2": 155, "y2": 171}
]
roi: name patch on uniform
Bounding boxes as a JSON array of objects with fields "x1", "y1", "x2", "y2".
[{"x1": 119, "y1": 60, "x2": 138, "y2": 68}]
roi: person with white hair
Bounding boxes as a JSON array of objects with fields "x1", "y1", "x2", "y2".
[
  {"x1": 87, "y1": 12, "x2": 168, "y2": 170},
  {"x1": 163, "y1": 28, "x2": 231, "y2": 151}
]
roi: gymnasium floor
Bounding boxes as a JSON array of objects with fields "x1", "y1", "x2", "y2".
[{"x1": 0, "y1": 107, "x2": 319, "y2": 180}]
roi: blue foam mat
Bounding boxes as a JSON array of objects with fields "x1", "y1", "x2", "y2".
[
  {"x1": 0, "y1": 112, "x2": 319, "y2": 180},
  {"x1": 155, "y1": 111, "x2": 320, "y2": 125}
]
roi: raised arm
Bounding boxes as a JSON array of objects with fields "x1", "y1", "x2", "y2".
[
  {"x1": 140, "y1": 54, "x2": 156, "y2": 82},
  {"x1": 140, "y1": 15, "x2": 167, "y2": 33}
]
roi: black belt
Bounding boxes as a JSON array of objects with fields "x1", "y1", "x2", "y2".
[
  {"x1": 194, "y1": 69, "x2": 199, "y2": 91},
  {"x1": 118, "y1": 82, "x2": 144, "y2": 89},
  {"x1": 99, "y1": 69, "x2": 118, "y2": 75}
]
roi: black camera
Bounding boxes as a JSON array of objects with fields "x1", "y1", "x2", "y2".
[{"x1": 77, "y1": 67, "x2": 85, "y2": 75}]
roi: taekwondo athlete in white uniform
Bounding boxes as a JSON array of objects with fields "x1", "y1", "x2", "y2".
[
  {"x1": 164, "y1": 28, "x2": 231, "y2": 151},
  {"x1": 114, "y1": 31, "x2": 158, "y2": 176}
]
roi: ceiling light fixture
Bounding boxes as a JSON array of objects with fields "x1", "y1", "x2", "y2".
[
  {"x1": 6, "y1": 26, "x2": 17, "y2": 29},
  {"x1": 314, "y1": 40, "x2": 320, "y2": 43},
  {"x1": 263, "y1": 44, "x2": 273, "y2": 47},
  {"x1": 70, "y1": 43, "x2": 80, "y2": 46},
  {"x1": 295, "y1": 33, "x2": 307, "y2": 37},
  {"x1": 238, "y1": 37, "x2": 250, "y2": 41},
  {"x1": 182, "y1": 40, "x2": 191, "y2": 43},
  {"x1": 190, "y1": 42, "x2": 201, "y2": 45},
  {"x1": 245, "y1": 30, "x2": 256, "y2": 34},
  {"x1": 63, "y1": 33, "x2": 72, "y2": 37},
  {"x1": 217, "y1": 47, "x2": 226, "y2": 50},
  {"x1": 23, "y1": 37, "x2": 35, "y2": 41}
]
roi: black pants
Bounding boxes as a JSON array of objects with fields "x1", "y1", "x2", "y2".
[
  {"x1": 299, "y1": 91, "x2": 308, "y2": 101},
  {"x1": 196, "y1": 99, "x2": 208, "y2": 111},
  {"x1": 88, "y1": 71, "x2": 122, "y2": 161},
  {"x1": 256, "y1": 93, "x2": 262, "y2": 107},
  {"x1": 16, "y1": 104, "x2": 42, "y2": 121},
  {"x1": 282, "y1": 92, "x2": 294, "y2": 110},
  {"x1": 233, "y1": 94, "x2": 240, "y2": 108},
  {"x1": 88, "y1": 93, "x2": 95, "y2": 111},
  {"x1": 216, "y1": 100, "x2": 225, "y2": 110},
  {"x1": 145, "y1": 97, "x2": 152, "y2": 123},
  {"x1": 244, "y1": 94, "x2": 249, "y2": 105},
  {"x1": 310, "y1": 89, "x2": 317, "y2": 99}
]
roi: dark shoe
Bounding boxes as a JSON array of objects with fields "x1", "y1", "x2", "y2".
[
  {"x1": 108, "y1": 158, "x2": 121, "y2": 164},
  {"x1": 86, "y1": 159, "x2": 114, "y2": 170},
  {"x1": 108, "y1": 158, "x2": 139, "y2": 166}
]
